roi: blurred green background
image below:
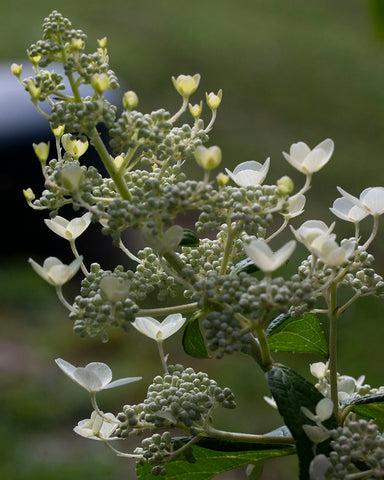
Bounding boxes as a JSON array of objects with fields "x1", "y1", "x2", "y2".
[{"x1": 2, "y1": 0, "x2": 384, "y2": 478}]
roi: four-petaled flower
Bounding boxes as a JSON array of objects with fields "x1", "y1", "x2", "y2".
[
  {"x1": 337, "y1": 186, "x2": 384, "y2": 216},
  {"x1": 225, "y1": 159, "x2": 270, "y2": 187},
  {"x1": 74, "y1": 411, "x2": 119, "y2": 440},
  {"x1": 291, "y1": 220, "x2": 335, "y2": 250},
  {"x1": 283, "y1": 139, "x2": 334, "y2": 174},
  {"x1": 132, "y1": 314, "x2": 186, "y2": 342},
  {"x1": 55, "y1": 358, "x2": 141, "y2": 393},
  {"x1": 330, "y1": 197, "x2": 368, "y2": 223},
  {"x1": 310, "y1": 235, "x2": 355, "y2": 267},
  {"x1": 29, "y1": 256, "x2": 83, "y2": 286},
  {"x1": 44, "y1": 212, "x2": 92, "y2": 240},
  {"x1": 243, "y1": 239, "x2": 296, "y2": 273}
]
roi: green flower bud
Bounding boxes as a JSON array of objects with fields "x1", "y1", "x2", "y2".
[
  {"x1": 33, "y1": 142, "x2": 50, "y2": 162},
  {"x1": 206, "y1": 89, "x2": 222, "y2": 110},
  {"x1": 60, "y1": 165, "x2": 84, "y2": 191},
  {"x1": 188, "y1": 102, "x2": 203, "y2": 118},
  {"x1": 277, "y1": 176, "x2": 294, "y2": 195},
  {"x1": 23, "y1": 188, "x2": 35, "y2": 202},
  {"x1": 216, "y1": 172, "x2": 229, "y2": 187},
  {"x1": 71, "y1": 38, "x2": 84, "y2": 50},
  {"x1": 172, "y1": 74, "x2": 200, "y2": 98},
  {"x1": 194, "y1": 146, "x2": 222, "y2": 170},
  {"x1": 51, "y1": 124, "x2": 65, "y2": 137},
  {"x1": 11, "y1": 63, "x2": 22, "y2": 77},
  {"x1": 91, "y1": 73, "x2": 110, "y2": 93},
  {"x1": 98, "y1": 37, "x2": 107, "y2": 48},
  {"x1": 122, "y1": 91, "x2": 139, "y2": 109},
  {"x1": 61, "y1": 134, "x2": 89, "y2": 159}
]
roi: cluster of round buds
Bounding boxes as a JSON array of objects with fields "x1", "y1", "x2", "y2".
[
  {"x1": 192, "y1": 271, "x2": 316, "y2": 356},
  {"x1": 196, "y1": 184, "x2": 285, "y2": 236},
  {"x1": 134, "y1": 432, "x2": 196, "y2": 476},
  {"x1": 117, "y1": 365, "x2": 236, "y2": 432},
  {"x1": 30, "y1": 158, "x2": 103, "y2": 215},
  {"x1": 70, "y1": 263, "x2": 142, "y2": 341},
  {"x1": 341, "y1": 266, "x2": 384, "y2": 299},
  {"x1": 23, "y1": 70, "x2": 64, "y2": 102},
  {"x1": 50, "y1": 97, "x2": 117, "y2": 134},
  {"x1": 310, "y1": 419, "x2": 384, "y2": 479}
]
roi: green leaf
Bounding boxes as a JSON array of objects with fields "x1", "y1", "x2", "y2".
[
  {"x1": 266, "y1": 364, "x2": 337, "y2": 480},
  {"x1": 266, "y1": 313, "x2": 328, "y2": 357},
  {"x1": 137, "y1": 442, "x2": 294, "y2": 480},
  {"x1": 179, "y1": 229, "x2": 200, "y2": 247},
  {"x1": 230, "y1": 257, "x2": 259, "y2": 276},
  {"x1": 182, "y1": 316, "x2": 210, "y2": 359},
  {"x1": 343, "y1": 393, "x2": 384, "y2": 422}
]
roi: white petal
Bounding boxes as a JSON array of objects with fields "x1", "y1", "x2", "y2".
[
  {"x1": 315, "y1": 138, "x2": 334, "y2": 159},
  {"x1": 68, "y1": 212, "x2": 92, "y2": 238},
  {"x1": 132, "y1": 317, "x2": 161, "y2": 340},
  {"x1": 302, "y1": 424, "x2": 330, "y2": 444},
  {"x1": 84, "y1": 362, "x2": 113, "y2": 387},
  {"x1": 105, "y1": 376, "x2": 142, "y2": 390},
  {"x1": 336, "y1": 187, "x2": 365, "y2": 210},
  {"x1": 289, "y1": 141, "x2": 311, "y2": 161},
  {"x1": 55, "y1": 358, "x2": 77, "y2": 380},
  {"x1": 360, "y1": 187, "x2": 384, "y2": 214},
  {"x1": 159, "y1": 314, "x2": 186, "y2": 339},
  {"x1": 73, "y1": 367, "x2": 104, "y2": 392},
  {"x1": 315, "y1": 398, "x2": 333, "y2": 421},
  {"x1": 244, "y1": 239, "x2": 274, "y2": 272},
  {"x1": 272, "y1": 240, "x2": 296, "y2": 270}
]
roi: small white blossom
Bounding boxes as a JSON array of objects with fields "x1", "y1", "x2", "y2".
[
  {"x1": 301, "y1": 398, "x2": 333, "y2": 424},
  {"x1": 132, "y1": 314, "x2": 186, "y2": 342},
  {"x1": 284, "y1": 195, "x2": 306, "y2": 219},
  {"x1": 309, "y1": 454, "x2": 332, "y2": 480},
  {"x1": 29, "y1": 256, "x2": 83, "y2": 286},
  {"x1": 337, "y1": 186, "x2": 384, "y2": 216},
  {"x1": 310, "y1": 362, "x2": 328, "y2": 380},
  {"x1": 291, "y1": 220, "x2": 335, "y2": 251},
  {"x1": 141, "y1": 225, "x2": 184, "y2": 254},
  {"x1": 225, "y1": 158, "x2": 270, "y2": 187},
  {"x1": 244, "y1": 239, "x2": 296, "y2": 273},
  {"x1": 330, "y1": 197, "x2": 368, "y2": 223},
  {"x1": 55, "y1": 358, "x2": 141, "y2": 393},
  {"x1": 283, "y1": 139, "x2": 334, "y2": 174},
  {"x1": 44, "y1": 212, "x2": 92, "y2": 240},
  {"x1": 99, "y1": 275, "x2": 131, "y2": 302},
  {"x1": 311, "y1": 235, "x2": 355, "y2": 266},
  {"x1": 74, "y1": 411, "x2": 118, "y2": 440}
]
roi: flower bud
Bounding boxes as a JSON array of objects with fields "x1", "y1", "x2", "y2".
[
  {"x1": 11, "y1": 63, "x2": 22, "y2": 77},
  {"x1": 60, "y1": 165, "x2": 84, "y2": 191},
  {"x1": 98, "y1": 37, "x2": 107, "y2": 48},
  {"x1": 172, "y1": 74, "x2": 200, "y2": 97},
  {"x1": 206, "y1": 89, "x2": 222, "y2": 110},
  {"x1": 189, "y1": 102, "x2": 203, "y2": 118},
  {"x1": 33, "y1": 142, "x2": 50, "y2": 162},
  {"x1": 91, "y1": 73, "x2": 110, "y2": 93},
  {"x1": 28, "y1": 54, "x2": 41, "y2": 66},
  {"x1": 216, "y1": 172, "x2": 229, "y2": 187},
  {"x1": 23, "y1": 188, "x2": 35, "y2": 202},
  {"x1": 123, "y1": 91, "x2": 139, "y2": 109},
  {"x1": 113, "y1": 155, "x2": 124, "y2": 169},
  {"x1": 194, "y1": 146, "x2": 222, "y2": 170},
  {"x1": 51, "y1": 124, "x2": 65, "y2": 137},
  {"x1": 61, "y1": 134, "x2": 89, "y2": 159},
  {"x1": 277, "y1": 176, "x2": 294, "y2": 195},
  {"x1": 71, "y1": 38, "x2": 84, "y2": 50},
  {"x1": 26, "y1": 79, "x2": 41, "y2": 99}
]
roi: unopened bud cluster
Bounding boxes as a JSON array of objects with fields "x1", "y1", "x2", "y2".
[
  {"x1": 310, "y1": 419, "x2": 384, "y2": 479},
  {"x1": 116, "y1": 364, "x2": 235, "y2": 432}
]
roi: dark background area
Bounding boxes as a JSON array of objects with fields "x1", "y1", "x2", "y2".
[{"x1": 2, "y1": 1, "x2": 384, "y2": 478}]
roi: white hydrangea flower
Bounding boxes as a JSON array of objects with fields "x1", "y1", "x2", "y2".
[
  {"x1": 337, "y1": 186, "x2": 384, "y2": 216},
  {"x1": 310, "y1": 362, "x2": 328, "y2": 380},
  {"x1": 55, "y1": 358, "x2": 141, "y2": 393},
  {"x1": 301, "y1": 398, "x2": 334, "y2": 424},
  {"x1": 311, "y1": 235, "x2": 355, "y2": 266},
  {"x1": 44, "y1": 212, "x2": 92, "y2": 240},
  {"x1": 309, "y1": 454, "x2": 332, "y2": 480},
  {"x1": 330, "y1": 197, "x2": 368, "y2": 223},
  {"x1": 291, "y1": 220, "x2": 335, "y2": 251},
  {"x1": 283, "y1": 139, "x2": 334, "y2": 174},
  {"x1": 28, "y1": 256, "x2": 83, "y2": 286},
  {"x1": 132, "y1": 314, "x2": 186, "y2": 342},
  {"x1": 225, "y1": 158, "x2": 270, "y2": 187},
  {"x1": 74, "y1": 411, "x2": 119, "y2": 440},
  {"x1": 243, "y1": 239, "x2": 296, "y2": 273}
]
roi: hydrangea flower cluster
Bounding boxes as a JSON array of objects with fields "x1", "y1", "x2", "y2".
[{"x1": 16, "y1": 11, "x2": 384, "y2": 479}]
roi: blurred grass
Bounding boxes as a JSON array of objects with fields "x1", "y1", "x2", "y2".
[{"x1": 2, "y1": 0, "x2": 384, "y2": 478}]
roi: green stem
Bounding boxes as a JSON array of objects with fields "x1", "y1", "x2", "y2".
[
  {"x1": 220, "y1": 229, "x2": 235, "y2": 275},
  {"x1": 136, "y1": 302, "x2": 198, "y2": 317},
  {"x1": 56, "y1": 286, "x2": 74, "y2": 311},
  {"x1": 253, "y1": 323, "x2": 273, "y2": 371},
  {"x1": 69, "y1": 239, "x2": 89, "y2": 276},
  {"x1": 90, "y1": 392, "x2": 118, "y2": 424},
  {"x1": 345, "y1": 471, "x2": 374, "y2": 480},
  {"x1": 89, "y1": 128, "x2": 132, "y2": 201},
  {"x1": 157, "y1": 340, "x2": 168, "y2": 373},
  {"x1": 328, "y1": 282, "x2": 339, "y2": 421}
]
